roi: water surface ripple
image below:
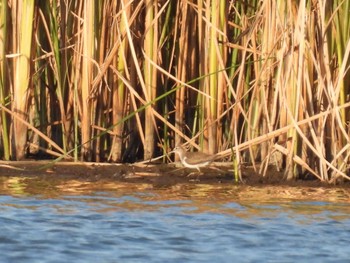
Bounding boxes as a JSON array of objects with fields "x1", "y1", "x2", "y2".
[{"x1": 0, "y1": 185, "x2": 349, "y2": 262}]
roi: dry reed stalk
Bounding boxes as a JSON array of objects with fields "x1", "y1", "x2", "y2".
[
  {"x1": 205, "y1": 5, "x2": 216, "y2": 149},
  {"x1": 11, "y1": 0, "x2": 35, "y2": 160},
  {"x1": 120, "y1": 0, "x2": 146, "y2": 153},
  {"x1": 216, "y1": 0, "x2": 227, "y2": 152},
  {"x1": 0, "y1": 103, "x2": 66, "y2": 155},
  {"x1": 37, "y1": 1, "x2": 74, "y2": 158},
  {"x1": 93, "y1": 3, "x2": 105, "y2": 163},
  {"x1": 218, "y1": 101, "x2": 350, "y2": 180},
  {"x1": 228, "y1": 15, "x2": 251, "y2": 180},
  {"x1": 207, "y1": 0, "x2": 228, "y2": 154},
  {"x1": 251, "y1": 0, "x2": 276, "y2": 165},
  {"x1": 110, "y1": 67, "x2": 194, "y2": 147},
  {"x1": 143, "y1": 0, "x2": 157, "y2": 160},
  {"x1": 207, "y1": 0, "x2": 219, "y2": 154},
  {"x1": 193, "y1": 0, "x2": 203, "y2": 150},
  {"x1": 0, "y1": 0, "x2": 10, "y2": 160},
  {"x1": 81, "y1": 0, "x2": 95, "y2": 160},
  {"x1": 110, "y1": 1, "x2": 128, "y2": 162},
  {"x1": 175, "y1": 1, "x2": 188, "y2": 156}
]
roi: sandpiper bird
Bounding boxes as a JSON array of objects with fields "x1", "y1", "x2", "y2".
[{"x1": 172, "y1": 145, "x2": 217, "y2": 172}]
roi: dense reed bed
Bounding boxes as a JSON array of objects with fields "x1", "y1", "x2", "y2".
[{"x1": 0, "y1": 0, "x2": 349, "y2": 182}]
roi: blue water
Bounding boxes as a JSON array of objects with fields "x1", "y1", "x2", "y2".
[{"x1": 0, "y1": 188, "x2": 350, "y2": 263}]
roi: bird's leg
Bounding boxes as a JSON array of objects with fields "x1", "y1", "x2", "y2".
[
  {"x1": 186, "y1": 171, "x2": 196, "y2": 177},
  {"x1": 186, "y1": 168, "x2": 202, "y2": 182}
]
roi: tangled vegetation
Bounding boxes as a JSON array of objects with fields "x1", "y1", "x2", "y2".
[{"x1": 0, "y1": 0, "x2": 349, "y2": 182}]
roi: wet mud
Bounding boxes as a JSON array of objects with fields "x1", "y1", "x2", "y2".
[{"x1": 0, "y1": 160, "x2": 348, "y2": 189}]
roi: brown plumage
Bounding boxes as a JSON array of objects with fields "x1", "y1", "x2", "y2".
[{"x1": 173, "y1": 145, "x2": 217, "y2": 172}]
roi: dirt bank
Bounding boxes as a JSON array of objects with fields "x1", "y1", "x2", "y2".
[{"x1": 0, "y1": 160, "x2": 348, "y2": 189}]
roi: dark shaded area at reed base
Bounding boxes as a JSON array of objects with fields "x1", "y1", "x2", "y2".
[{"x1": 0, "y1": 161, "x2": 348, "y2": 189}]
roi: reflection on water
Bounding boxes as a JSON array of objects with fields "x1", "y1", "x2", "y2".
[{"x1": 0, "y1": 176, "x2": 349, "y2": 262}]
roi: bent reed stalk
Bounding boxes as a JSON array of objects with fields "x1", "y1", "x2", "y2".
[{"x1": 0, "y1": 0, "x2": 349, "y2": 183}]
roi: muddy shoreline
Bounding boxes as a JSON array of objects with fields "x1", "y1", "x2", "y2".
[{"x1": 0, "y1": 160, "x2": 348, "y2": 189}]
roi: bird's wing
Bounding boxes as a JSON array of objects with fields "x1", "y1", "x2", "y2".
[{"x1": 185, "y1": 152, "x2": 215, "y2": 164}]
